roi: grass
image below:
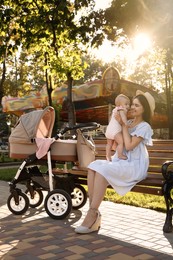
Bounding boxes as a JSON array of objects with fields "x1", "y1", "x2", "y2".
[
  {"x1": 104, "y1": 188, "x2": 166, "y2": 213},
  {"x1": 0, "y1": 168, "x2": 17, "y2": 181},
  {"x1": 0, "y1": 167, "x2": 166, "y2": 213},
  {"x1": 0, "y1": 152, "x2": 20, "y2": 163}
]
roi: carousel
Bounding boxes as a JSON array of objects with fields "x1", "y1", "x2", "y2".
[{"x1": 1, "y1": 67, "x2": 168, "y2": 129}]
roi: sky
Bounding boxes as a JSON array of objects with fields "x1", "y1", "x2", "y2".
[
  {"x1": 94, "y1": 0, "x2": 112, "y2": 11},
  {"x1": 91, "y1": 0, "x2": 117, "y2": 62}
]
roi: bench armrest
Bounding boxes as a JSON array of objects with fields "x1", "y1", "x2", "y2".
[{"x1": 162, "y1": 160, "x2": 173, "y2": 180}]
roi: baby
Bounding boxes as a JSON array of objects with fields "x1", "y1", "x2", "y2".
[{"x1": 105, "y1": 94, "x2": 130, "y2": 161}]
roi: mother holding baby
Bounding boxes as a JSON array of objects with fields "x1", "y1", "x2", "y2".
[{"x1": 75, "y1": 90, "x2": 155, "y2": 234}]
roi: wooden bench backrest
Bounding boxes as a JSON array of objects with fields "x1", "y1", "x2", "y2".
[{"x1": 94, "y1": 139, "x2": 173, "y2": 174}]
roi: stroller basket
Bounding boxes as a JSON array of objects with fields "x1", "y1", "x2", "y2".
[
  {"x1": 9, "y1": 139, "x2": 77, "y2": 161},
  {"x1": 9, "y1": 106, "x2": 77, "y2": 161}
]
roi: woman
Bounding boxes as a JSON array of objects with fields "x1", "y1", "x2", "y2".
[{"x1": 75, "y1": 90, "x2": 155, "y2": 234}]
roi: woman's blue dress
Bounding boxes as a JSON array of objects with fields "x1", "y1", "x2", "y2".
[{"x1": 88, "y1": 121, "x2": 153, "y2": 196}]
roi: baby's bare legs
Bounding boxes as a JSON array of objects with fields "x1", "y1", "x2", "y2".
[
  {"x1": 114, "y1": 132, "x2": 127, "y2": 160},
  {"x1": 106, "y1": 139, "x2": 114, "y2": 161}
]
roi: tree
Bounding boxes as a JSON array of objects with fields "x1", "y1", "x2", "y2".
[
  {"x1": 105, "y1": 0, "x2": 173, "y2": 137},
  {"x1": 0, "y1": 109, "x2": 8, "y2": 137},
  {"x1": 49, "y1": 34, "x2": 88, "y2": 126},
  {"x1": 0, "y1": 0, "x2": 115, "y2": 126},
  {"x1": 75, "y1": 55, "x2": 108, "y2": 84},
  {"x1": 1, "y1": 48, "x2": 45, "y2": 97}
]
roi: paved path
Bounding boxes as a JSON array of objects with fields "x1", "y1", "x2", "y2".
[{"x1": 0, "y1": 180, "x2": 173, "y2": 259}]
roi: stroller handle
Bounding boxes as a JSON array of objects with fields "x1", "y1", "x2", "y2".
[{"x1": 55, "y1": 122, "x2": 100, "y2": 139}]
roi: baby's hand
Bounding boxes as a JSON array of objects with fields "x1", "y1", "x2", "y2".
[
  {"x1": 115, "y1": 110, "x2": 127, "y2": 126},
  {"x1": 114, "y1": 111, "x2": 123, "y2": 125},
  {"x1": 119, "y1": 110, "x2": 128, "y2": 125},
  {"x1": 117, "y1": 107, "x2": 127, "y2": 114}
]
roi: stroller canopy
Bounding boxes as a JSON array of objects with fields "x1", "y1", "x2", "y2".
[{"x1": 9, "y1": 106, "x2": 55, "y2": 144}]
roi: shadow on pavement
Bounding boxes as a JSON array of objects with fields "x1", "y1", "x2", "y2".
[{"x1": 0, "y1": 206, "x2": 171, "y2": 260}]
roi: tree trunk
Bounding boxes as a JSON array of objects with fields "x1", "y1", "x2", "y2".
[
  {"x1": 66, "y1": 72, "x2": 76, "y2": 128},
  {"x1": 0, "y1": 58, "x2": 6, "y2": 105},
  {"x1": 44, "y1": 52, "x2": 52, "y2": 106},
  {"x1": 165, "y1": 51, "x2": 173, "y2": 139}
]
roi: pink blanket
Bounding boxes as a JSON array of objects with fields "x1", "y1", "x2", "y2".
[{"x1": 35, "y1": 137, "x2": 55, "y2": 159}]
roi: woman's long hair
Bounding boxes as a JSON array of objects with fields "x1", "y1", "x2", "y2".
[{"x1": 135, "y1": 94, "x2": 151, "y2": 124}]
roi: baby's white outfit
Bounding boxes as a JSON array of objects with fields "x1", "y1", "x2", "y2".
[{"x1": 105, "y1": 107, "x2": 122, "y2": 139}]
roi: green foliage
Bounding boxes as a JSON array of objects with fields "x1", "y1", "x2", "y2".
[
  {"x1": 0, "y1": 111, "x2": 8, "y2": 137},
  {"x1": 127, "y1": 47, "x2": 166, "y2": 89},
  {"x1": 105, "y1": 188, "x2": 166, "y2": 212},
  {"x1": 0, "y1": 153, "x2": 5, "y2": 162},
  {"x1": 74, "y1": 54, "x2": 108, "y2": 83},
  {"x1": 0, "y1": 0, "x2": 108, "y2": 57},
  {"x1": 0, "y1": 0, "x2": 111, "y2": 107},
  {"x1": 0, "y1": 168, "x2": 16, "y2": 181}
]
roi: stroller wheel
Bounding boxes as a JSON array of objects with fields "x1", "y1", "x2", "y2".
[
  {"x1": 25, "y1": 188, "x2": 44, "y2": 208},
  {"x1": 7, "y1": 191, "x2": 29, "y2": 215},
  {"x1": 71, "y1": 184, "x2": 87, "y2": 210},
  {"x1": 44, "y1": 189, "x2": 72, "y2": 219}
]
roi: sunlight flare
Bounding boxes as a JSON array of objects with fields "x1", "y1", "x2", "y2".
[
  {"x1": 133, "y1": 33, "x2": 152, "y2": 56},
  {"x1": 92, "y1": 39, "x2": 117, "y2": 63}
]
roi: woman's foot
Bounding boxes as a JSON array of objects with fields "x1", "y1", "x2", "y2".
[{"x1": 75, "y1": 208, "x2": 101, "y2": 234}]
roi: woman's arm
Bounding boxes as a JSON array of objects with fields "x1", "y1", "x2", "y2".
[{"x1": 122, "y1": 125, "x2": 143, "y2": 151}]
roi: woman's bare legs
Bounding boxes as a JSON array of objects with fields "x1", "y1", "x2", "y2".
[
  {"x1": 87, "y1": 169, "x2": 95, "y2": 206},
  {"x1": 81, "y1": 169, "x2": 108, "y2": 228}
]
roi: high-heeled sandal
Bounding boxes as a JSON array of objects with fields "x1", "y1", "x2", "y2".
[{"x1": 75, "y1": 208, "x2": 101, "y2": 234}]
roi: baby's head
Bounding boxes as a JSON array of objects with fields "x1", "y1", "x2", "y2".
[{"x1": 115, "y1": 94, "x2": 130, "y2": 110}]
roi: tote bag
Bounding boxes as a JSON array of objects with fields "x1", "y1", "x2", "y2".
[{"x1": 76, "y1": 129, "x2": 96, "y2": 168}]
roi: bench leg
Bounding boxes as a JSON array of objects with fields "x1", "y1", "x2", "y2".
[{"x1": 163, "y1": 182, "x2": 173, "y2": 233}]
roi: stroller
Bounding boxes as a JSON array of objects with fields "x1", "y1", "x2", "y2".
[{"x1": 7, "y1": 106, "x2": 99, "y2": 219}]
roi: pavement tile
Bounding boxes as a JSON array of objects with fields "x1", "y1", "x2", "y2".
[
  {"x1": 39, "y1": 252, "x2": 57, "y2": 259},
  {"x1": 94, "y1": 247, "x2": 113, "y2": 253},
  {"x1": 134, "y1": 254, "x2": 155, "y2": 260},
  {"x1": 108, "y1": 253, "x2": 134, "y2": 259},
  {"x1": 43, "y1": 245, "x2": 60, "y2": 251},
  {"x1": 1, "y1": 180, "x2": 173, "y2": 259},
  {"x1": 67, "y1": 245, "x2": 91, "y2": 254},
  {"x1": 65, "y1": 255, "x2": 84, "y2": 260}
]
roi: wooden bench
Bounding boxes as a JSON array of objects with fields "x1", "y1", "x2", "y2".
[{"x1": 53, "y1": 138, "x2": 173, "y2": 233}]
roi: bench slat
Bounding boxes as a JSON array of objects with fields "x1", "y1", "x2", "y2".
[
  {"x1": 95, "y1": 155, "x2": 172, "y2": 165},
  {"x1": 131, "y1": 186, "x2": 163, "y2": 195}
]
